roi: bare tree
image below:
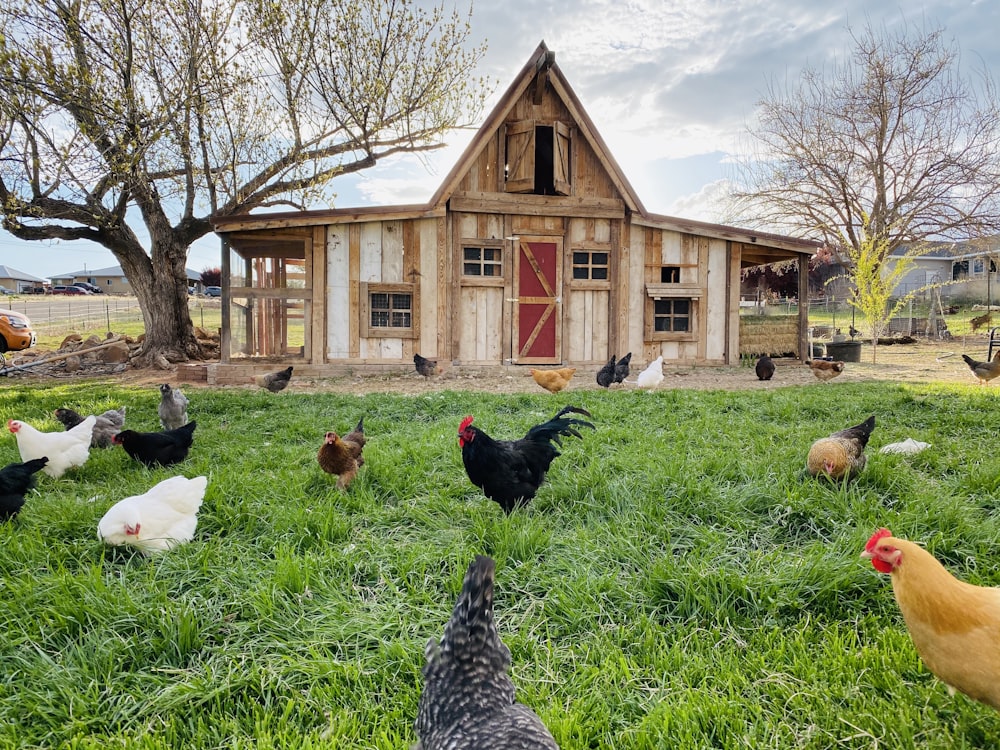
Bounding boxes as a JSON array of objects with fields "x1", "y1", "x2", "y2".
[
  {"x1": 0, "y1": 0, "x2": 488, "y2": 365},
  {"x1": 734, "y1": 19, "x2": 1000, "y2": 360}
]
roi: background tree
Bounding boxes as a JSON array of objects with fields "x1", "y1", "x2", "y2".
[
  {"x1": 200, "y1": 268, "x2": 222, "y2": 288},
  {"x1": 733, "y1": 19, "x2": 1000, "y2": 361},
  {"x1": 0, "y1": 0, "x2": 487, "y2": 366}
]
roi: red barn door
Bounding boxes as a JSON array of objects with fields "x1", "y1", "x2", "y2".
[{"x1": 514, "y1": 237, "x2": 561, "y2": 363}]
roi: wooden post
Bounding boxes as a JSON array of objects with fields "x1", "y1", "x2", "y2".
[{"x1": 798, "y1": 253, "x2": 810, "y2": 359}]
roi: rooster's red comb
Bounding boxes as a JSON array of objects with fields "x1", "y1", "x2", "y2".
[
  {"x1": 459, "y1": 415, "x2": 474, "y2": 432},
  {"x1": 865, "y1": 527, "x2": 892, "y2": 553}
]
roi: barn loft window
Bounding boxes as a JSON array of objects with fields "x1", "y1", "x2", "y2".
[
  {"x1": 360, "y1": 282, "x2": 418, "y2": 338},
  {"x1": 573, "y1": 250, "x2": 609, "y2": 280},
  {"x1": 661, "y1": 266, "x2": 681, "y2": 283},
  {"x1": 504, "y1": 120, "x2": 571, "y2": 196},
  {"x1": 463, "y1": 246, "x2": 503, "y2": 277}
]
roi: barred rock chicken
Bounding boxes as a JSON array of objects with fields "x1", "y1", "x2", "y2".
[
  {"x1": 635, "y1": 356, "x2": 664, "y2": 390},
  {"x1": 112, "y1": 422, "x2": 197, "y2": 467},
  {"x1": 54, "y1": 406, "x2": 126, "y2": 448},
  {"x1": 530, "y1": 367, "x2": 576, "y2": 394},
  {"x1": 596, "y1": 355, "x2": 617, "y2": 387},
  {"x1": 458, "y1": 405, "x2": 595, "y2": 514},
  {"x1": 805, "y1": 415, "x2": 875, "y2": 481},
  {"x1": 414, "y1": 353, "x2": 443, "y2": 378},
  {"x1": 317, "y1": 417, "x2": 366, "y2": 489},
  {"x1": 961, "y1": 351, "x2": 1000, "y2": 385},
  {"x1": 158, "y1": 384, "x2": 189, "y2": 430},
  {"x1": 0, "y1": 458, "x2": 48, "y2": 521},
  {"x1": 862, "y1": 528, "x2": 1000, "y2": 711},
  {"x1": 613, "y1": 352, "x2": 632, "y2": 384},
  {"x1": 414, "y1": 555, "x2": 560, "y2": 750},
  {"x1": 98, "y1": 475, "x2": 208, "y2": 555},
  {"x1": 8, "y1": 416, "x2": 95, "y2": 478},
  {"x1": 805, "y1": 359, "x2": 845, "y2": 382},
  {"x1": 755, "y1": 354, "x2": 775, "y2": 381},
  {"x1": 254, "y1": 366, "x2": 293, "y2": 393}
]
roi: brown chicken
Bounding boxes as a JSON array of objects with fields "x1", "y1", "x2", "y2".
[
  {"x1": 317, "y1": 417, "x2": 366, "y2": 489},
  {"x1": 862, "y1": 528, "x2": 1000, "y2": 711},
  {"x1": 414, "y1": 353, "x2": 442, "y2": 378},
  {"x1": 805, "y1": 415, "x2": 875, "y2": 481},
  {"x1": 805, "y1": 359, "x2": 845, "y2": 381},
  {"x1": 961, "y1": 350, "x2": 1000, "y2": 385},
  {"x1": 529, "y1": 367, "x2": 576, "y2": 393}
]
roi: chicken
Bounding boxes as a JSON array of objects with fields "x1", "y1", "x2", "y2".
[
  {"x1": 458, "y1": 405, "x2": 595, "y2": 514},
  {"x1": 112, "y1": 422, "x2": 197, "y2": 467},
  {"x1": 595, "y1": 355, "x2": 617, "y2": 387},
  {"x1": 961, "y1": 351, "x2": 1000, "y2": 385},
  {"x1": 254, "y1": 366, "x2": 293, "y2": 393},
  {"x1": 805, "y1": 415, "x2": 875, "y2": 481},
  {"x1": 529, "y1": 367, "x2": 576, "y2": 394},
  {"x1": 8, "y1": 416, "x2": 95, "y2": 478},
  {"x1": 635, "y1": 356, "x2": 664, "y2": 389},
  {"x1": 158, "y1": 383, "x2": 189, "y2": 430},
  {"x1": 54, "y1": 406, "x2": 126, "y2": 448},
  {"x1": 0, "y1": 458, "x2": 48, "y2": 521},
  {"x1": 862, "y1": 527, "x2": 1000, "y2": 711},
  {"x1": 98, "y1": 475, "x2": 208, "y2": 555},
  {"x1": 317, "y1": 417, "x2": 366, "y2": 489},
  {"x1": 414, "y1": 353, "x2": 443, "y2": 378},
  {"x1": 414, "y1": 555, "x2": 560, "y2": 750},
  {"x1": 613, "y1": 352, "x2": 632, "y2": 384},
  {"x1": 805, "y1": 359, "x2": 845, "y2": 381},
  {"x1": 755, "y1": 354, "x2": 775, "y2": 381}
]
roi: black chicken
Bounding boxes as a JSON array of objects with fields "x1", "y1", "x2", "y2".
[
  {"x1": 0, "y1": 457, "x2": 48, "y2": 521},
  {"x1": 255, "y1": 366, "x2": 294, "y2": 393},
  {"x1": 612, "y1": 352, "x2": 631, "y2": 383},
  {"x1": 458, "y1": 405, "x2": 594, "y2": 513},
  {"x1": 112, "y1": 422, "x2": 197, "y2": 467},
  {"x1": 414, "y1": 555, "x2": 559, "y2": 750},
  {"x1": 414, "y1": 353, "x2": 441, "y2": 378},
  {"x1": 595, "y1": 355, "x2": 616, "y2": 387},
  {"x1": 755, "y1": 354, "x2": 775, "y2": 381}
]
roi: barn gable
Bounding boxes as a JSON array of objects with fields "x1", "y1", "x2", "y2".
[{"x1": 209, "y1": 41, "x2": 818, "y2": 383}]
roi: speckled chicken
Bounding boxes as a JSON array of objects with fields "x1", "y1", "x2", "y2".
[
  {"x1": 806, "y1": 415, "x2": 876, "y2": 481},
  {"x1": 254, "y1": 366, "x2": 293, "y2": 392},
  {"x1": 54, "y1": 406, "x2": 126, "y2": 448},
  {"x1": 414, "y1": 555, "x2": 560, "y2": 750},
  {"x1": 158, "y1": 384, "x2": 189, "y2": 430},
  {"x1": 317, "y1": 417, "x2": 366, "y2": 489}
]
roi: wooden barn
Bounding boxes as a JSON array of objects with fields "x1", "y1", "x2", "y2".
[{"x1": 209, "y1": 42, "x2": 818, "y2": 383}]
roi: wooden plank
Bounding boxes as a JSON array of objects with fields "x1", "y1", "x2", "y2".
[
  {"x1": 214, "y1": 204, "x2": 445, "y2": 232},
  {"x1": 419, "y1": 219, "x2": 438, "y2": 357},
  {"x1": 382, "y1": 220, "x2": 404, "y2": 283},
  {"x1": 349, "y1": 225, "x2": 361, "y2": 359},
  {"x1": 359, "y1": 223, "x2": 382, "y2": 282},
  {"x1": 450, "y1": 191, "x2": 625, "y2": 218},
  {"x1": 220, "y1": 236, "x2": 232, "y2": 363}
]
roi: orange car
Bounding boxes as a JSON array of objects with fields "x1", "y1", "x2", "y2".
[{"x1": 0, "y1": 309, "x2": 36, "y2": 352}]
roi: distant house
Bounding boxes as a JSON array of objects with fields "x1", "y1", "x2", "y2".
[
  {"x1": 50, "y1": 266, "x2": 205, "y2": 294},
  {"x1": 0, "y1": 265, "x2": 46, "y2": 293},
  {"x1": 884, "y1": 244, "x2": 956, "y2": 297}
]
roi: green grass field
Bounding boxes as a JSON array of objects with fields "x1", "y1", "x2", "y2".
[{"x1": 1, "y1": 381, "x2": 999, "y2": 748}]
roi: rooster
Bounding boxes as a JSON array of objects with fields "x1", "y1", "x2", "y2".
[
  {"x1": 961, "y1": 351, "x2": 1000, "y2": 385},
  {"x1": 414, "y1": 555, "x2": 560, "y2": 750},
  {"x1": 635, "y1": 356, "x2": 664, "y2": 389},
  {"x1": 8, "y1": 416, "x2": 95, "y2": 478},
  {"x1": 158, "y1": 383, "x2": 189, "y2": 430},
  {"x1": 414, "y1": 353, "x2": 442, "y2": 378},
  {"x1": 254, "y1": 366, "x2": 293, "y2": 392},
  {"x1": 755, "y1": 354, "x2": 775, "y2": 381},
  {"x1": 862, "y1": 527, "x2": 1000, "y2": 711},
  {"x1": 458, "y1": 405, "x2": 594, "y2": 514},
  {"x1": 0, "y1": 458, "x2": 48, "y2": 521},
  {"x1": 805, "y1": 415, "x2": 875, "y2": 481},
  {"x1": 98, "y1": 475, "x2": 208, "y2": 554},
  {"x1": 54, "y1": 406, "x2": 126, "y2": 448},
  {"x1": 529, "y1": 367, "x2": 576, "y2": 394},
  {"x1": 805, "y1": 359, "x2": 845, "y2": 382},
  {"x1": 112, "y1": 422, "x2": 197, "y2": 467},
  {"x1": 317, "y1": 417, "x2": 366, "y2": 489}
]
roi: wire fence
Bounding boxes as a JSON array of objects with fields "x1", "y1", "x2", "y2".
[{"x1": 0, "y1": 296, "x2": 219, "y2": 337}]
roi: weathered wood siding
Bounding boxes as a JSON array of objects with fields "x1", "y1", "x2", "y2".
[
  {"x1": 454, "y1": 213, "x2": 507, "y2": 364},
  {"x1": 565, "y1": 218, "x2": 612, "y2": 363}
]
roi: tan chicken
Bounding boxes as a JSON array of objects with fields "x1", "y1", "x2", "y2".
[
  {"x1": 530, "y1": 367, "x2": 576, "y2": 393},
  {"x1": 805, "y1": 415, "x2": 875, "y2": 481},
  {"x1": 961, "y1": 350, "x2": 1000, "y2": 385},
  {"x1": 862, "y1": 528, "x2": 1000, "y2": 711},
  {"x1": 317, "y1": 417, "x2": 366, "y2": 489},
  {"x1": 805, "y1": 359, "x2": 845, "y2": 381}
]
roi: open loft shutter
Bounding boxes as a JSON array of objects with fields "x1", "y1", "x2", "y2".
[
  {"x1": 553, "y1": 121, "x2": 571, "y2": 196},
  {"x1": 504, "y1": 121, "x2": 536, "y2": 193}
]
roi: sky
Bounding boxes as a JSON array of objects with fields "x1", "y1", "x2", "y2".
[{"x1": 2, "y1": 0, "x2": 998, "y2": 282}]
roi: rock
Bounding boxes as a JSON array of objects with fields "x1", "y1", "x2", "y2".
[
  {"x1": 101, "y1": 341, "x2": 130, "y2": 363},
  {"x1": 84, "y1": 334, "x2": 102, "y2": 348},
  {"x1": 60, "y1": 334, "x2": 83, "y2": 349},
  {"x1": 63, "y1": 354, "x2": 82, "y2": 373}
]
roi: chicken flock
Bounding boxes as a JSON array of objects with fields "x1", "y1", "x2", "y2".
[{"x1": 4, "y1": 344, "x2": 1000, "y2": 747}]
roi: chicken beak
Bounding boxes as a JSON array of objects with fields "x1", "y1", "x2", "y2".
[{"x1": 859, "y1": 550, "x2": 874, "y2": 559}]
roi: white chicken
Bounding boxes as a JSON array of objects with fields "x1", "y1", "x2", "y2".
[
  {"x1": 98, "y1": 475, "x2": 208, "y2": 554},
  {"x1": 8, "y1": 416, "x2": 96, "y2": 478},
  {"x1": 635, "y1": 356, "x2": 664, "y2": 389}
]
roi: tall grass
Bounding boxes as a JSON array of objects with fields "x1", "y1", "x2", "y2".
[{"x1": 1, "y1": 381, "x2": 999, "y2": 748}]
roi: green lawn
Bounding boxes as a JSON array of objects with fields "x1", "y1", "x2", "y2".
[{"x1": 1, "y1": 381, "x2": 999, "y2": 748}]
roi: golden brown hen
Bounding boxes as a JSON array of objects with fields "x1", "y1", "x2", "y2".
[
  {"x1": 806, "y1": 415, "x2": 875, "y2": 481},
  {"x1": 805, "y1": 359, "x2": 845, "y2": 381},
  {"x1": 961, "y1": 350, "x2": 1000, "y2": 385},
  {"x1": 530, "y1": 367, "x2": 576, "y2": 393},
  {"x1": 317, "y1": 417, "x2": 366, "y2": 489}
]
